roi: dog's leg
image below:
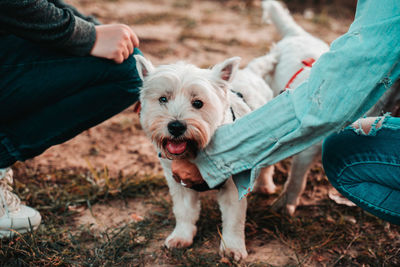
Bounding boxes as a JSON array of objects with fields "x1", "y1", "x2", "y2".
[
  {"x1": 254, "y1": 165, "x2": 277, "y2": 194},
  {"x1": 217, "y1": 178, "x2": 248, "y2": 261},
  {"x1": 163, "y1": 171, "x2": 200, "y2": 249},
  {"x1": 271, "y1": 144, "x2": 321, "y2": 216}
]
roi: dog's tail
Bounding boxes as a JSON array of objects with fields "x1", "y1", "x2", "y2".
[{"x1": 262, "y1": 0, "x2": 306, "y2": 37}]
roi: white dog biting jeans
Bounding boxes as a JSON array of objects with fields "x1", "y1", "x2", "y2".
[{"x1": 134, "y1": 50, "x2": 277, "y2": 260}]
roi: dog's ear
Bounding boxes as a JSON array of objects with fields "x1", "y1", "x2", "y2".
[
  {"x1": 134, "y1": 55, "x2": 155, "y2": 80},
  {"x1": 212, "y1": 57, "x2": 241, "y2": 83}
]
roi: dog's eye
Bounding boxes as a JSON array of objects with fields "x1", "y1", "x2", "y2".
[
  {"x1": 159, "y1": 96, "x2": 168, "y2": 104},
  {"x1": 192, "y1": 100, "x2": 203, "y2": 109}
]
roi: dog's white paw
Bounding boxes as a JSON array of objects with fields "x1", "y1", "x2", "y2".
[
  {"x1": 164, "y1": 225, "x2": 197, "y2": 249},
  {"x1": 271, "y1": 192, "x2": 298, "y2": 216},
  {"x1": 219, "y1": 245, "x2": 248, "y2": 261},
  {"x1": 219, "y1": 238, "x2": 248, "y2": 261}
]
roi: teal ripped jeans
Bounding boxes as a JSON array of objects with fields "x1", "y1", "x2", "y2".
[{"x1": 322, "y1": 116, "x2": 400, "y2": 225}]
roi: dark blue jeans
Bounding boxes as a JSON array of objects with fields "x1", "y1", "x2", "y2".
[
  {"x1": 0, "y1": 35, "x2": 142, "y2": 167},
  {"x1": 322, "y1": 116, "x2": 400, "y2": 225}
]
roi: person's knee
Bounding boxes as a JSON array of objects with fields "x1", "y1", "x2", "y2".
[
  {"x1": 350, "y1": 117, "x2": 384, "y2": 136},
  {"x1": 99, "y1": 48, "x2": 143, "y2": 90},
  {"x1": 107, "y1": 55, "x2": 142, "y2": 85}
]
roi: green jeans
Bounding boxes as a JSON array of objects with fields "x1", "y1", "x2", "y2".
[{"x1": 0, "y1": 35, "x2": 142, "y2": 167}]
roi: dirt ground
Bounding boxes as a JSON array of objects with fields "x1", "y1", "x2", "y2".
[
  {"x1": 29, "y1": 0, "x2": 354, "y2": 181},
  {"x1": 17, "y1": 0, "x2": 397, "y2": 266}
]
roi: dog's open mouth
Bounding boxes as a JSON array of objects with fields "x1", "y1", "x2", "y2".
[
  {"x1": 166, "y1": 140, "x2": 187, "y2": 155},
  {"x1": 162, "y1": 139, "x2": 198, "y2": 159}
]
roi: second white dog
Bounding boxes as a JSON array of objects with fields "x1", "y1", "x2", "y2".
[{"x1": 253, "y1": 0, "x2": 330, "y2": 216}]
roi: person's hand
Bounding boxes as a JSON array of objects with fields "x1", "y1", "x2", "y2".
[
  {"x1": 171, "y1": 160, "x2": 205, "y2": 188},
  {"x1": 90, "y1": 24, "x2": 139, "y2": 64}
]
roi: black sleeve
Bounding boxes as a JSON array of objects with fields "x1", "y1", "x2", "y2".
[
  {"x1": 0, "y1": 0, "x2": 97, "y2": 56},
  {"x1": 50, "y1": 0, "x2": 101, "y2": 25}
]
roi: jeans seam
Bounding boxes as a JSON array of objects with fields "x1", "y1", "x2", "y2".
[
  {"x1": 337, "y1": 183, "x2": 400, "y2": 217},
  {"x1": 379, "y1": 190, "x2": 393, "y2": 206},
  {"x1": 336, "y1": 162, "x2": 400, "y2": 217},
  {"x1": 337, "y1": 160, "x2": 400, "y2": 178}
]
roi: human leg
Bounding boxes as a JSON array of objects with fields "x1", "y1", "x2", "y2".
[
  {"x1": 322, "y1": 116, "x2": 400, "y2": 225},
  {"x1": 0, "y1": 35, "x2": 142, "y2": 236},
  {"x1": 0, "y1": 35, "x2": 142, "y2": 167}
]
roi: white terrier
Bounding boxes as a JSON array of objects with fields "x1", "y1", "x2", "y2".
[
  {"x1": 134, "y1": 53, "x2": 276, "y2": 261},
  {"x1": 259, "y1": 0, "x2": 397, "y2": 216},
  {"x1": 248, "y1": 0, "x2": 330, "y2": 216}
]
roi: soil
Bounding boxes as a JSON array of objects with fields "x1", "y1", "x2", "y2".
[
  {"x1": 22, "y1": 0, "x2": 356, "y2": 265},
  {"x1": 27, "y1": 0, "x2": 353, "y2": 180}
]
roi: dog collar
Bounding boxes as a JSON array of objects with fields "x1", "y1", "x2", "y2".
[
  {"x1": 230, "y1": 90, "x2": 248, "y2": 122},
  {"x1": 283, "y1": 57, "x2": 316, "y2": 92}
]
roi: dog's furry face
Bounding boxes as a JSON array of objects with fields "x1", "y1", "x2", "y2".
[{"x1": 135, "y1": 56, "x2": 240, "y2": 159}]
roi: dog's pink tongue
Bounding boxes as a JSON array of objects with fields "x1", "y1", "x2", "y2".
[{"x1": 166, "y1": 141, "x2": 187, "y2": 154}]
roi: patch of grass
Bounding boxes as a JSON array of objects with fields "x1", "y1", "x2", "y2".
[
  {"x1": 1, "y1": 165, "x2": 237, "y2": 266},
  {"x1": 246, "y1": 191, "x2": 400, "y2": 266},
  {"x1": 2, "y1": 164, "x2": 399, "y2": 266},
  {"x1": 161, "y1": 247, "x2": 223, "y2": 266},
  {"x1": 1, "y1": 165, "x2": 168, "y2": 265},
  {"x1": 0, "y1": 211, "x2": 170, "y2": 266}
]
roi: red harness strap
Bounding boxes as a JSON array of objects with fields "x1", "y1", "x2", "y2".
[{"x1": 284, "y1": 57, "x2": 316, "y2": 91}]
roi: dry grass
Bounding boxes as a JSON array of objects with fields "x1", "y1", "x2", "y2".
[{"x1": 1, "y1": 163, "x2": 399, "y2": 266}]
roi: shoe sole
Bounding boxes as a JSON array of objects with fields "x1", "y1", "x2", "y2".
[{"x1": 0, "y1": 225, "x2": 40, "y2": 239}]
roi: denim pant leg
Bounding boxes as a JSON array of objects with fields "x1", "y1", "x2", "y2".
[
  {"x1": 322, "y1": 117, "x2": 400, "y2": 225},
  {"x1": 0, "y1": 35, "x2": 142, "y2": 167}
]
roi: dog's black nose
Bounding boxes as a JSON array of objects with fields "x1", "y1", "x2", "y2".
[{"x1": 168, "y1": 120, "x2": 187, "y2": 137}]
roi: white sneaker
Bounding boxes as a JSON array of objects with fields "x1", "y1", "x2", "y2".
[{"x1": 0, "y1": 168, "x2": 41, "y2": 238}]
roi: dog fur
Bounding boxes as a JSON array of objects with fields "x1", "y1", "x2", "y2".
[
  {"x1": 135, "y1": 51, "x2": 277, "y2": 260},
  {"x1": 134, "y1": 0, "x2": 397, "y2": 259},
  {"x1": 238, "y1": 0, "x2": 330, "y2": 216},
  {"x1": 258, "y1": 0, "x2": 398, "y2": 216}
]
